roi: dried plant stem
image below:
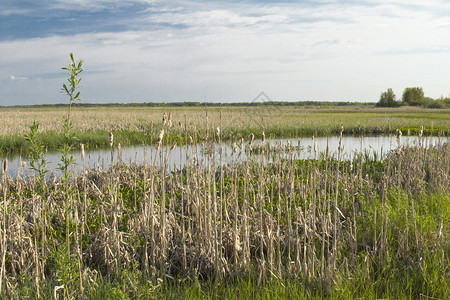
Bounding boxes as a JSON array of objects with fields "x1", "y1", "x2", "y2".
[{"x1": 0, "y1": 162, "x2": 7, "y2": 295}]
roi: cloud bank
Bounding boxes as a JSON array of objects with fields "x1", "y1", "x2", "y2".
[{"x1": 1, "y1": 0, "x2": 450, "y2": 105}]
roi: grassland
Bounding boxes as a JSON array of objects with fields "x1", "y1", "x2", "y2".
[
  {"x1": 0, "y1": 105, "x2": 449, "y2": 298},
  {"x1": 0, "y1": 105, "x2": 449, "y2": 155},
  {"x1": 0, "y1": 122, "x2": 449, "y2": 298}
]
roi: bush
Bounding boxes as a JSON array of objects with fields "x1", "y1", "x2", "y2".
[
  {"x1": 376, "y1": 88, "x2": 399, "y2": 107},
  {"x1": 402, "y1": 87, "x2": 425, "y2": 106}
]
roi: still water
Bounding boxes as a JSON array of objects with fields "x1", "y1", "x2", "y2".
[{"x1": 1, "y1": 135, "x2": 447, "y2": 179}]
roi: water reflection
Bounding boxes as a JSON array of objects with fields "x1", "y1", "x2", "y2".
[{"x1": 1, "y1": 135, "x2": 447, "y2": 179}]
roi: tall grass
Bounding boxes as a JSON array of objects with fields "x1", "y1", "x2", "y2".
[
  {"x1": 1, "y1": 107, "x2": 448, "y2": 155},
  {"x1": 0, "y1": 119, "x2": 449, "y2": 298}
]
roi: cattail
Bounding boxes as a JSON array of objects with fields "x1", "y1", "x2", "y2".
[
  {"x1": 326, "y1": 141, "x2": 330, "y2": 159},
  {"x1": 118, "y1": 143, "x2": 122, "y2": 162},
  {"x1": 314, "y1": 136, "x2": 317, "y2": 155},
  {"x1": 168, "y1": 112, "x2": 172, "y2": 128},
  {"x1": 189, "y1": 136, "x2": 193, "y2": 145},
  {"x1": 396, "y1": 129, "x2": 402, "y2": 143},
  {"x1": 81, "y1": 143, "x2": 85, "y2": 162},
  {"x1": 162, "y1": 112, "x2": 167, "y2": 125},
  {"x1": 22, "y1": 161, "x2": 27, "y2": 169},
  {"x1": 248, "y1": 133, "x2": 254, "y2": 146},
  {"x1": 178, "y1": 121, "x2": 182, "y2": 128},
  {"x1": 233, "y1": 142, "x2": 238, "y2": 153},
  {"x1": 396, "y1": 129, "x2": 402, "y2": 153},
  {"x1": 261, "y1": 131, "x2": 265, "y2": 144},
  {"x1": 109, "y1": 132, "x2": 114, "y2": 147},
  {"x1": 158, "y1": 129, "x2": 165, "y2": 142},
  {"x1": 2, "y1": 159, "x2": 7, "y2": 174},
  {"x1": 157, "y1": 129, "x2": 165, "y2": 149},
  {"x1": 240, "y1": 137, "x2": 244, "y2": 152},
  {"x1": 216, "y1": 127, "x2": 220, "y2": 138}
]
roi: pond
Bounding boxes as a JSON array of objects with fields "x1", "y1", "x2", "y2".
[{"x1": 1, "y1": 135, "x2": 447, "y2": 179}]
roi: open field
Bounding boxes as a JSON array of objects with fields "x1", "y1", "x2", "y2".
[
  {"x1": 0, "y1": 105, "x2": 449, "y2": 155},
  {"x1": 0, "y1": 104, "x2": 449, "y2": 298},
  {"x1": 0, "y1": 125, "x2": 449, "y2": 298}
]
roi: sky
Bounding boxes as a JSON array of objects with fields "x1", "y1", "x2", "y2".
[{"x1": 1, "y1": 0, "x2": 450, "y2": 105}]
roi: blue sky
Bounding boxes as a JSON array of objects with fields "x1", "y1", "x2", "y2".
[{"x1": 1, "y1": 0, "x2": 450, "y2": 105}]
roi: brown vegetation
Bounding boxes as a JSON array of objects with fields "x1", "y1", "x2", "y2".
[{"x1": 0, "y1": 128, "x2": 448, "y2": 297}]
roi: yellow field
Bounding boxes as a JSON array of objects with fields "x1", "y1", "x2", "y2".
[{"x1": 0, "y1": 106, "x2": 448, "y2": 137}]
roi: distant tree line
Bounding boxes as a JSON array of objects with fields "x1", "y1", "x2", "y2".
[
  {"x1": 1, "y1": 100, "x2": 375, "y2": 109},
  {"x1": 376, "y1": 87, "x2": 450, "y2": 108}
]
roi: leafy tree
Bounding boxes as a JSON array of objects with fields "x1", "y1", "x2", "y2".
[
  {"x1": 402, "y1": 87, "x2": 425, "y2": 106},
  {"x1": 376, "y1": 88, "x2": 398, "y2": 107}
]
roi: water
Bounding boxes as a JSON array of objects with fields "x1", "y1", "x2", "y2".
[{"x1": 1, "y1": 135, "x2": 447, "y2": 179}]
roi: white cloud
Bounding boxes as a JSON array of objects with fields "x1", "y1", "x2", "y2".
[
  {"x1": 8, "y1": 75, "x2": 28, "y2": 80},
  {"x1": 1, "y1": 0, "x2": 450, "y2": 105},
  {"x1": 0, "y1": 9, "x2": 32, "y2": 16},
  {"x1": 48, "y1": 0, "x2": 156, "y2": 11}
]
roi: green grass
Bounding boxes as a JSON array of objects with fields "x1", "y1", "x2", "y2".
[
  {"x1": 9, "y1": 249, "x2": 449, "y2": 299},
  {"x1": 0, "y1": 104, "x2": 448, "y2": 298},
  {"x1": 0, "y1": 106, "x2": 448, "y2": 156}
]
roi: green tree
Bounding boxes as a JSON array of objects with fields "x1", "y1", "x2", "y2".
[
  {"x1": 402, "y1": 87, "x2": 424, "y2": 106},
  {"x1": 376, "y1": 88, "x2": 398, "y2": 107}
]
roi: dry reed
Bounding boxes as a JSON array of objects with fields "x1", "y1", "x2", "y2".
[{"x1": 0, "y1": 120, "x2": 448, "y2": 297}]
